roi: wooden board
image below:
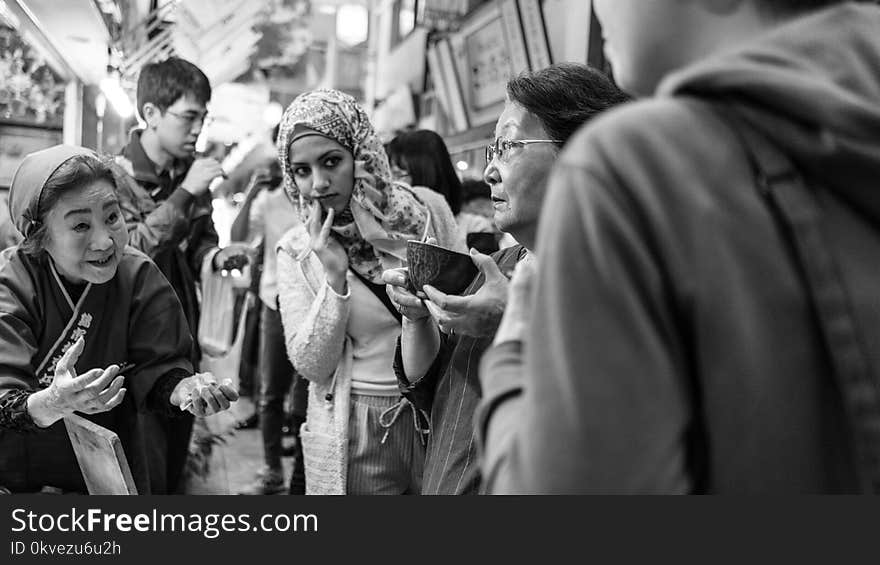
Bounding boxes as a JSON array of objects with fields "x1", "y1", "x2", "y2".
[{"x1": 64, "y1": 414, "x2": 137, "y2": 495}]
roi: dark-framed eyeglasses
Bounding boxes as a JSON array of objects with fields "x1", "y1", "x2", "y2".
[
  {"x1": 165, "y1": 109, "x2": 214, "y2": 128},
  {"x1": 485, "y1": 138, "x2": 561, "y2": 164}
]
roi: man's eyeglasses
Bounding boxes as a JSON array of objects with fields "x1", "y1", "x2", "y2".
[
  {"x1": 485, "y1": 138, "x2": 561, "y2": 164},
  {"x1": 165, "y1": 109, "x2": 214, "y2": 128}
]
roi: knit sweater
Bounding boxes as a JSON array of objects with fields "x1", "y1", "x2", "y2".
[{"x1": 277, "y1": 186, "x2": 464, "y2": 494}]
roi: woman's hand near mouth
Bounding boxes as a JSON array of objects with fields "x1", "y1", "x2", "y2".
[{"x1": 307, "y1": 201, "x2": 349, "y2": 294}]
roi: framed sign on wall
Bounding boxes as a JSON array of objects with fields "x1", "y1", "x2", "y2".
[
  {"x1": 518, "y1": 0, "x2": 552, "y2": 71},
  {"x1": 391, "y1": 0, "x2": 418, "y2": 48},
  {"x1": 427, "y1": 37, "x2": 469, "y2": 132},
  {"x1": 499, "y1": 0, "x2": 530, "y2": 75},
  {"x1": 448, "y1": 1, "x2": 528, "y2": 127}
]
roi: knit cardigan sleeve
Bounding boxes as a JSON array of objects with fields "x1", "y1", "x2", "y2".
[{"x1": 276, "y1": 227, "x2": 350, "y2": 385}]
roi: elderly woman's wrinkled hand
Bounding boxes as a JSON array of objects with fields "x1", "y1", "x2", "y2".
[
  {"x1": 306, "y1": 201, "x2": 349, "y2": 293},
  {"x1": 50, "y1": 337, "x2": 127, "y2": 415},
  {"x1": 421, "y1": 249, "x2": 508, "y2": 338},
  {"x1": 29, "y1": 337, "x2": 127, "y2": 427},
  {"x1": 382, "y1": 268, "x2": 430, "y2": 321},
  {"x1": 171, "y1": 373, "x2": 238, "y2": 417}
]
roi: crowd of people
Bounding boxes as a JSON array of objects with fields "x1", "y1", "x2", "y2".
[{"x1": 1, "y1": 0, "x2": 879, "y2": 494}]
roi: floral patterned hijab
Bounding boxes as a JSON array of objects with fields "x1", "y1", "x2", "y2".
[{"x1": 277, "y1": 89, "x2": 430, "y2": 283}]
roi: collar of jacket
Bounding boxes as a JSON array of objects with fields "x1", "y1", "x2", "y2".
[{"x1": 122, "y1": 129, "x2": 191, "y2": 189}]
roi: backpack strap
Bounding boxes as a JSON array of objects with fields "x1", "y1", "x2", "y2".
[{"x1": 718, "y1": 110, "x2": 880, "y2": 493}]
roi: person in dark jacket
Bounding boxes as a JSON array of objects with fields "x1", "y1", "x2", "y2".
[
  {"x1": 478, "y1": 0, "x2": 880, "y2": 493},
  {"x1": 112, "y1": 57, "x2": 250, "y2": 493}
]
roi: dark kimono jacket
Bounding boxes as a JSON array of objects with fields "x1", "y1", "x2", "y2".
[{"x1": 0, "y1": 246, "x2": 193, "y2": 494}]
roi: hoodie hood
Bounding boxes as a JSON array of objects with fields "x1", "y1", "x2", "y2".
[
  {"x1": 659, "y1": 3, "x2": 880, "y2": 222},
  {"x1": 8, "y1": 144, "x2": 97, "y2": 238}
]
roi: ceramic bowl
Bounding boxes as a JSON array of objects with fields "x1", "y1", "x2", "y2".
[{"x1": 406, "y1": 240, "x2": 478, "y2": 296}]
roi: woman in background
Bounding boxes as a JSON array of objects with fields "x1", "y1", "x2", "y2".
[
  {"x1": 386, "y1": 129, "x2": 462, "y2": 217},
  {"x1": 387, "y1": 130, "x2": 503, "y2": 253}
]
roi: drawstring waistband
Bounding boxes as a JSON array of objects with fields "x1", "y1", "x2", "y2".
[{"x1": 378, "y1": 397, "x2": 431, "y2": 446}]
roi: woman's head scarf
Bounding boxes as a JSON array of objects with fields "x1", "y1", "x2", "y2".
[
  {"x1": 277, "y1": 88, "x2": 430, "y2": 283},
  {"x1": 8, "y1": 145, "x2": 98, "y2": 238}
]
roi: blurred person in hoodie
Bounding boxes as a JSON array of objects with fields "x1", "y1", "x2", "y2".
[{"x1": 478, "y1": 0, "x2": 880, "y2": 493}]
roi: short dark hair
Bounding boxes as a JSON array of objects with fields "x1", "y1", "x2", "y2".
[
  {"x1": 136, "y1": 57, "x2": 211, "y2": 119},
  {"x1": 386, "y1": 130, "x2": 463, "y2": 215},
  {"x1": 21, "y1": 155, "x2": 117, "y2": 256},
  {"x1": 506, "y1": 63, "x2": 631, "y2": 145}
]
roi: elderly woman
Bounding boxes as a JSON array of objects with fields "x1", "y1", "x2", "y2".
[
  {"x1": 384, "y1": 63, "x2": 630, "y2": 494},
  {"x1": 0, "y1": 145, "x2": 238, "y2": 494},
  {"x1": 275, "y1": 89, "x2": 464, "y2": 495}
]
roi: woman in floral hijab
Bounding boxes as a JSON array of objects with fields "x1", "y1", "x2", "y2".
[
  {"x1": 275, "y1": 89, "x2": 463, "y2": 494},
  {"x1": 278, "y1": 88, "x2": 455, "y2": 282}
]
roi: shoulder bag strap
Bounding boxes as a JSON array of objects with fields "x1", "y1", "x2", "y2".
[{"x1": 351, "y1": 269, "x2": 402, "y2": 324}]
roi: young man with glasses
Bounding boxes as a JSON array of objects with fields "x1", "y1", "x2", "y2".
[
  {"x1": 480, "y1": 0, "x2": 880, "y2": 493},
  {"x1": 112, "y1": 57, "x2": 251, "y2": 494},
  {"x1": 383, "y1": 63, "x2": 629, "y2": 494}
]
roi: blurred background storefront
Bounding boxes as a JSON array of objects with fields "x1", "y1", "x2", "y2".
[
  {"x1": 0, "y1": 0, "x2": 369, "y2": 190},
  {"x1": 0, "y1": 0, "x2": 608, "y2": 195},
  {"x1": 367, "y1": 0, "x2": 609, "y2": 180}
]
